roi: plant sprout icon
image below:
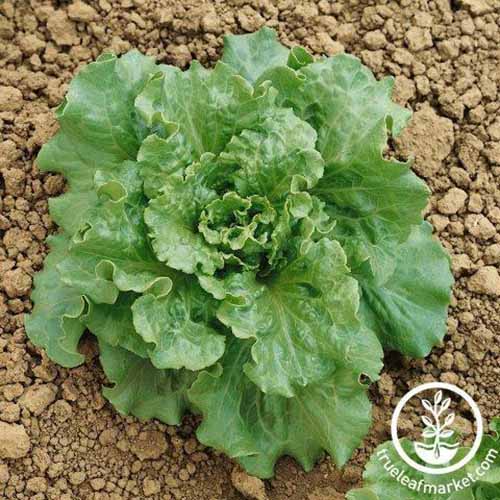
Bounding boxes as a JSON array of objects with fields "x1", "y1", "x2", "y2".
[{"x1": 414, "y1": 390, "x2": 460, "y2": 466}]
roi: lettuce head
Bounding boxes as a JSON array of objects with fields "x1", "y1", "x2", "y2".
[{"x1": 26, "y1": 28, "x2": 453, "y2": 478}]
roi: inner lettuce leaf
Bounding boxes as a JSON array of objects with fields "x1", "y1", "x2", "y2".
[{"x1": 26, "y1": 27, "x2": 453, "y2": 478}]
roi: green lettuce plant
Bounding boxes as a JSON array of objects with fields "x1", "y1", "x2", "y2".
[
  {"x1": 347, "y1": 418, "x2": 500, "y2": 500},
  {"x1": 26, "y1": 28, "x2": 453, "y2": 478}
]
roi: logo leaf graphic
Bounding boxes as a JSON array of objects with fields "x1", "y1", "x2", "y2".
[
  {"x1": 434, "y1": 390, "x2": 443, "y2": 405},
  {"x1": 421, "y1": 415, "x2": 434, "y2": 428},
  {"x1": 422, "y1": 399, "x2": 433, "y2": 413},
  {"x1": 412, "y1": 389, "x2": 461, "y2": 467},
  {"x1": 422, "y1": 428, "x2": 436, "y2": 438},
  {"x1": 438, "y1": 397, "x2": 451, "y2": 415},
  {"x1": 444, "y1": 413, "x2": 455, "y2": 427}
]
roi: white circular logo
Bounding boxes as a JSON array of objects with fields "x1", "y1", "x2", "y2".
[{"x1": 391, "y1": 382, "x2": 483, "y2": 475}]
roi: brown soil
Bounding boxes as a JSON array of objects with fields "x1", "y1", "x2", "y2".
[{"x1": 0, "y1": 0, "x2": 499, "y2": 499}]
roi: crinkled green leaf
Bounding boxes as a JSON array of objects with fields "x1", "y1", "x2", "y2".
[
  {"x1": 131, "y1": 275, "x2": 225, "y2": 370},
  {"x1": 58, "y1": 172, "x2": 173, "y2": 303},
  {"x1": 217, "y1": 239, "x2": 382, "y2": 397},
  {"x1": 137, "y1": 60, "x2": 275, "y2": 156},
  {"x1": 222, "y1": 27, "x2": 289, "y2": 84},
  {"x1": 198, "y1": 192, "x2": 276, "y2": 270},
  {"x1": 189, "y1": 331, "x2": 380, "y2": 478},
  {"x1": 48, "y1": 191, "x2": 98, "y2": 236},
  {"x1": 144, "y1": 165, "x2": 224, "y2": 275},
  {"x1": 262, "y1": 54, "x2": 428, "y2": 283},
  {"x1": 99, "y1": 340, "x2": 194, "y2": 425},
  {"x1": 37, "y1": 51, "x2": 156, "y2": 233},
  {"x1": 359, "y1": 222, "x2": 454, "y2": 357},
  {"x1": 25, "y1": 235, "x2": 86, "y2": 367},
  {"x1": 347, "y1": 419, "x2": 500, "y2": 500},
  {"x1": 199, "y1": 192, "x2": 275, "y2": 248},
  {"x1": 287, "y1": 46, "x2": 314, "y2": 70},
  {"x1": 137, "y1": 129, "x2": 194, "y2": 198},
  {"x1": 295, "y1": 54, "x2": 411, "y2": 158},
  {"x1": 265, "y1": 194, "x2": 334, "y2": 271},
  {"x1": 94, "y1": 160, "x2": 145, "y2": 206},
  {"x1": 220, "y1": 108, "x2": 324, "y2": 202},
  {"x1": 82, "y1": 292, "x2": 150, "y2": 358}
]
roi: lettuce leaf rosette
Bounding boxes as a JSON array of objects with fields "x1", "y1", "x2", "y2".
[{"x1": 26, "y1": 28, "x2": 453, "y2": 477}]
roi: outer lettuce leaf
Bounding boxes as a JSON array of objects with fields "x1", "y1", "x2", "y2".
[
  {"x1": 37, "y1": 51, "x2": 156, "y2": 233},
  {"x1": 136, "y1": 60, "x2": 275, "y2": 156},
  {"x1": 99, "y1": 340, "x2": 194, "y2": 425},
  {"x1": 216, "y1": 239, "x2": 382, "y2": 397},
  {"x1": 25, "y1": 235, "x2": 86, "y2": 367},
  {"x1": 82, "y1": 293, "x2": 150, "y2": 359},
  {"x1": 222, "y1": 27, "x2": 289, "y2": 84},
  {"x1": 189, "y1": 331, "x2": 381, "y2": 478},
  {"x1": 347, "y1": 419, "x2": 500, "y2": 500},
  {"x1": 131, "y1": 275, "x2": 225, "y2": 371},
  {"x1": 359, "y1": 222, "x2": 454, "y2": 357},
  {"x1": 58, "y1": 172, "x2": 173, "y2": 303}
]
